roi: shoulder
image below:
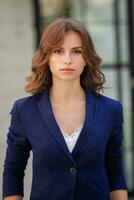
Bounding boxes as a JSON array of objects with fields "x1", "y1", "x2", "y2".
[
  {"x1": 98, "y1": 93, "x2": 122, "y2": 106},
  {"x1": 10, "y1": 92, "x2": 43, "y2": 114},
  {"x1": 92, "y1": 91, "x2": 123, "y2": 113}
]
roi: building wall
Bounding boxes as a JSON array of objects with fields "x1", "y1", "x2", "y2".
[{"x1": 0, "y1": 0, "x2": 35, "y2": 199}]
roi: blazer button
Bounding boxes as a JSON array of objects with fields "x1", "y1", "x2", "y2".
[{"x1": 70, "y1": 167, "x2": 76, "y2": 174}]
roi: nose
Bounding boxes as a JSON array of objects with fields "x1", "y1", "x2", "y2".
[{"x1": 63, "y1": 52, "x2": 72, "y2": 65}]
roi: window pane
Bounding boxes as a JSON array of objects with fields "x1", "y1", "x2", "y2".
[
  {"x1": 101, "y1": 68, "x2": 118, "y2": 98},
  {"x1": 87, "y1": 25, "x2": 116, "y2": 64},
  {"x1": 119, "y1": 25, "x2": 129, "y2": 64},
  {"x1": 121, "y1": 67, "x2": 133, "y2": 190},
  {"x1": 71, "y1": 0, "x2": 114, "y2": 21}
]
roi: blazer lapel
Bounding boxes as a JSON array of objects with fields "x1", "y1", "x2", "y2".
[
  {"x1": 37, "y1": 88, "x2": 75, "y2": 163},
  {"x1": 37, "y1": 88, "x2": 98, "y2": 162},
  {"x1": 71, "y1": 89, "x2": 98, "y2": 157}
]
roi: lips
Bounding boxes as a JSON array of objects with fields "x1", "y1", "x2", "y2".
[{"x1": 60, "y1": 68, "x2": 75, "y2": 71}]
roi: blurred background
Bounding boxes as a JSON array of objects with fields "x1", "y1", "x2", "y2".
[{"x1": 0, "y1": 0, "x2": 134, "y2": 199}]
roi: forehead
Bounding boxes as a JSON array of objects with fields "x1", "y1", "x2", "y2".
[{"x1": 60, "y1": 31, "x2": 82, "y2": 47}]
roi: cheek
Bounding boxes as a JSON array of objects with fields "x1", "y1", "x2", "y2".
[
  {"x1": 77, "y1": 59, "x2": 86, "y2": 73},
  {"x1": 76, "y1": 58, "x2": 86, "y2": 68},
  {"x1": 82, "y1": 59, "x2": 86, "y2": 66},
  {"x1": 48, "y1": 57, "x2": 54, "y2": 66},
  {"x1": 49, "y1": 56, "x2": 61, "y2": 68},
  {"x1": 81, "y1": 56, "x2": 86, "y2": 65}
]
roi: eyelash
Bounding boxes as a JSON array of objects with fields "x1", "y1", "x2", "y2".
[
  {"x1": 74, "y1": 50, "x2": 82, "y2": 54},
  {"x1": 53, "y1": 49, "x2": 61, "y2": 54},
  {"x1": 53, "y1": 49, "x2": 82, "y2": 54}
]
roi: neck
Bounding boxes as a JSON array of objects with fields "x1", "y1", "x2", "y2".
[{"x1": 49, "y1": 78, "x2": 85, "y2": 105}]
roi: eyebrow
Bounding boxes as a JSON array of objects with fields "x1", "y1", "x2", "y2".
[
  {"x1": 72, "y1": 47, "x2": 82, "y2": 49},
  {"x1": 55, "y1": 46, "x2": 83, "y2": 49}
]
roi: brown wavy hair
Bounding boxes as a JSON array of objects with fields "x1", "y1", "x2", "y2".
[{"x1": 25, "y1": 17, "x2": 106, "y2": 94}]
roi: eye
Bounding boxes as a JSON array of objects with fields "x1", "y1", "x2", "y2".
[
  {"x1": 52, "y1": 49, "x2": 62, "y2": 54},
  {"x1": 74, "y1": 49, "x2": 82, "y2": 54}
]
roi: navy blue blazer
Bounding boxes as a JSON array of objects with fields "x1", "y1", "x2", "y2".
[{"x1": 3, "y1": 88, "x2": 127, "y2": 200}]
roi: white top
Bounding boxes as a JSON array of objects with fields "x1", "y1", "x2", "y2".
[{"x1": 60, "y1": 124, "x2": 83, "y2": 153}]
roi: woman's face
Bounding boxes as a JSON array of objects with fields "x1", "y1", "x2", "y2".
[{"x1": 48, "y1": 31, "x2": 86, "y2": 82}]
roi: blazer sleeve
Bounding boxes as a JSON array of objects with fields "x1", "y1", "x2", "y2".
[
  {"x1": 105, "y1": 101, "x2": 128, "y2": 192},
  {"x1": 2, "y1": 101, "x2": 31, "y2": 198}
]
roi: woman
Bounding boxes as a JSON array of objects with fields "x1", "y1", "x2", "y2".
[{"x1": 3, "y1": 18, "x2": 128, "y2": 200}]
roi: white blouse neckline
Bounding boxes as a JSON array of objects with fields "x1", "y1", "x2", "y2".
[
  {"x1": 60, "y1": 123, "x2": 83, "y2": 138},
  {"x1": 60, "y1": 124, "x2": 83, "y2": 152}
]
